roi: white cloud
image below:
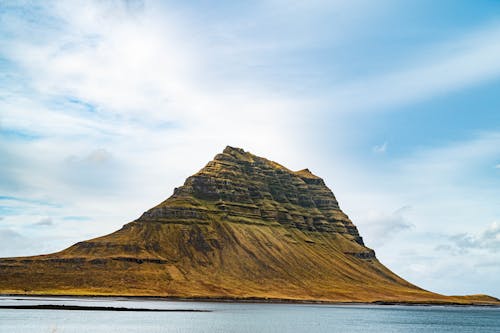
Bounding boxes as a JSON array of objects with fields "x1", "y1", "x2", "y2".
[
  {"x1": 357, "y1": 206, "x2": 413, "y2": 248},
  {"x1": 0, "y1": 228, "x2": 32, "y2": 256},
  {"x1": 372, "y1": 142, "x2": 387, "y2": 154},
  {"x1": 64, "y1": 149, "x2": 113, "y2": 166},
  {"x1": 449, "y1": 222, "x2": 500, "y2": 252},
  {"x1": 0, "y1": 0, "x2": 311, "y2": 257},
  {"x1": 33, "y1": 217, "x2": 54, "y2": 227}
]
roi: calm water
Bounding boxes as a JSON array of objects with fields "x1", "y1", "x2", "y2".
[{"x1": 1, "y1": 296, "x2": 499, "y2": 333}]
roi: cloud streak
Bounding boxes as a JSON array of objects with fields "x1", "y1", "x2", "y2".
[{"x1": 324, "y1": 23, "x2": 500, "y2": 113}]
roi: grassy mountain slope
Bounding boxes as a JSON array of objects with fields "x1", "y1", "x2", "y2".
[{"x1": 0, "y1": 146, "x2": 497, "y2": 304}]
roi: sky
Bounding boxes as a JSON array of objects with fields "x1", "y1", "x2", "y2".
[{"x1": 1, "y1": 0, "x2": 500, "y2": 297}]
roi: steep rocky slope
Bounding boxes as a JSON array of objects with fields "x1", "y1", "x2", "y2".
[{"x1": 0, "y1": 146, "x2": 497, "y2": 304}]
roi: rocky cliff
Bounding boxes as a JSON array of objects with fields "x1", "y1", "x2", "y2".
[{"x1": 0, "y1": 146, "x2": 497, "y2": 304}]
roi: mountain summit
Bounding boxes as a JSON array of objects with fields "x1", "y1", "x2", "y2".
[{"x1": 0, "y1": 146, "x2": 497, "y2": 304}]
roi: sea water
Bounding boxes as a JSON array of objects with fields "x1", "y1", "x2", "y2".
[{"x1": 0, "y1": 296, "x2": 499, "y2": 333}]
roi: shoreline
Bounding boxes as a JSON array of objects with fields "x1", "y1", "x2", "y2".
[
  {"x1": 1, "y1": 294, "x2": 499, "y2": 308},
  {"x1": 0, "y1": 304, "x2": 209, "y2": 312}
]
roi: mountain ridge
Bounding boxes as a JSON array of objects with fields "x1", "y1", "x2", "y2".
[{"x1": 0, "y1": 146, "x2": 498, "y2": 305}]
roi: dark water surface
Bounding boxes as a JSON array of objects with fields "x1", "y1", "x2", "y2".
[{"x1": 1, "y1": 296, "x2": 499, "y2": 332}]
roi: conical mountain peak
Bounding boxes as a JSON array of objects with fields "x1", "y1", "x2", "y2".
[{"x1": 141, "y1": 147, "x2": 361, "y2": 243}]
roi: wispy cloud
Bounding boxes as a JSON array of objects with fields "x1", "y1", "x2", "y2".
[
  {"x1": 324, "y1": 23, "x2": 500, "y2": 113},
  {"x1": 336, "y1": 130, "x2": 500, "y2": 297},
  {"x1": 372, "y1": 142, "x2": 387, "y2": 154},
  {"x1": 33, "y1": 217, "x2": 54, "y2": 227},
  {"x1": 0, "y1": 0, "x2": 311, "y2": 256}
]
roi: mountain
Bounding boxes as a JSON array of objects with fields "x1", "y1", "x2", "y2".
[{"x1": 0, "y1": 146, "x2": 497, "y2": 304}]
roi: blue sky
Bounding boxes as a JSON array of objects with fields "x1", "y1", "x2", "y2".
[{"x1": 1, "y1": 0, "x2": 500, "y2": 297}]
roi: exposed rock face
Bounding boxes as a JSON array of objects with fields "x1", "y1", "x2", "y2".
[
  {"x1": 0, "y1": 146, "x2": 497, "y2": 304},
  {"x1": 141, "y1": 146, "x2": 364, "y2": 244}
]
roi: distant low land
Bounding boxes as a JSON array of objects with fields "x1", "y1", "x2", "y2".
[
  {"x1": 2, "y1": 294, "x2": 499, "y2": 307},
  {"x1": 0, "y1": 303, "x2": 209, "y2": 312},
  {"x1": 1, "y1": 147, "x2": 498, "y2": 305}
]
